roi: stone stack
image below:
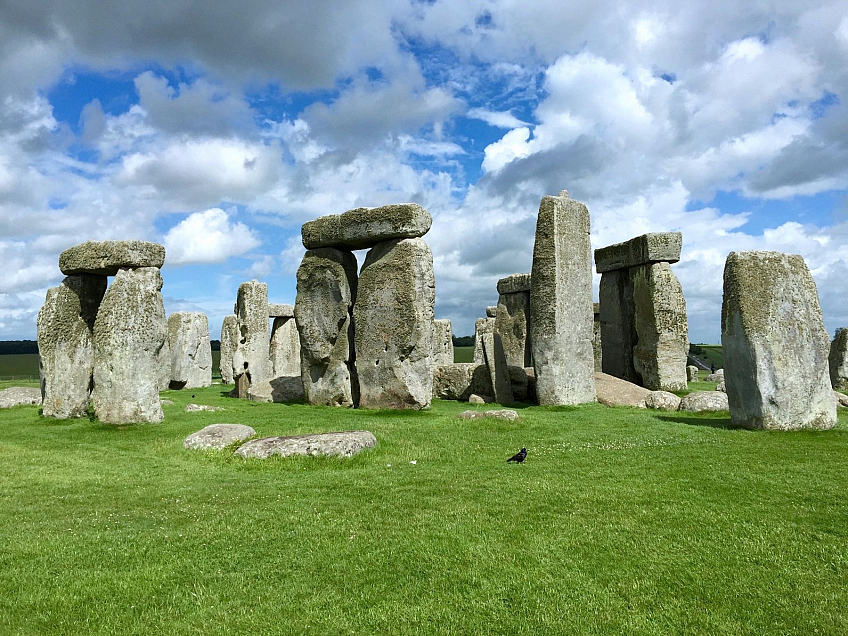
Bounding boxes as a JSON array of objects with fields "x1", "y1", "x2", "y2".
[
  {"x1": 269, "y1": 304, "x2": 300, "y2": 378},
  {"x1": 595, "y1": 232, "x2": 688, "y2": 392},
  {"x1": 494, "y1": 273, "x2": 532, "y2": 368},
  {"x1": 297, "y1": 203, "x2": 435, "y2": 409},
  {"x1": 432, "y1": 319, "x2": 454, "y2": 366},
  {"x1": 167, "y1": 312, "x2": 212, "y2": 389},
  {"x1": 829, "y1": 328, "x2": 848, "y2": 390},
  {"x1": 38, "y1": 241, "x2": 167, "y2": 424},
  {"x1": 231, "y1": 280, "x2": 270, "y2": 394},
  {"x1": 722, "y1": 251, "x2": 836, "y2": 430}
]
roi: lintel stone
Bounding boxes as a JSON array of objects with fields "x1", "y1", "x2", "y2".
[
  {"x1": 594, "y1": 232, "x2": 681, "y2": 273},
  {"x1": 497, "y1": 273, "x2": 531, "y2": 295},
  {"x1": 301, "y1": 203, "x2": 432, "y2": 250},
  {"x1": 59, "y1": 240, "x2": 165, "y2": 275}
]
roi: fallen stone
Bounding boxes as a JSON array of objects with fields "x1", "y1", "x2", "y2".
[
  {"x1": 722, "y1": 251, "x2": 836, "y2": 430},
  {"x1": 301, "y1": 203, "x2": 432, "y2": 250},
  {"x1": 432, "y1": 363, "x2": 493, "y2": 401},
  {"x1": 168, "y1": 312, "x2": 212, "y2": 389},
  {"x1": 473, "y1": 317, "x2": 495, "y2": 363},
  {"x1": 246, "y1": 376, "x2": 305, "y2": 403},
  {"x1": 705, "y1": 369, "x2": 724, "y2": 382},
  {"x1": 160, "y1": 399, "x2": 174, "y2": 406},
  {"x1": 495, "y1": 288, "x2": 532, "y2": 367},
  {"x1": 0, "y1": 387, "x2": 42, "y2": 408},
  {"x1": 645, "y1": 390, "x2": 682, "y2": 411},
  {"x1": 184, "y1": 424, "x2": 256, "y2": 450},
  {"x1": 716, "y1": 381, "x2": 726, "y2": 393},
  {"x1": 594, "y1": 371, "x2": 650, "y2": 408},
  {"x1": 497, "y1": 273, "x2": 532, "y2": 295},
  {"x1": 431, "y1": 319, "x2": 454, "y2": 366},
  {"x1": 594, "y1": 232, "x2": 682, "y2": 274},
  {"x1": 270, "y1": 316, "x2": 301, "y2": 378},
  {"x1": 235, "y1": 430, "x2": 377, "y2": 459},
  {"x1": 678, "y1": 391, "x2": 729, "y2": 412},
  {"x1": 486, "y1": 306, "x2": 498, "y2": 318},
  {"x1": 219, "y1": 315, "x2": 238, "y2": 385},
  {"x1": 830, "y1": 328, "x2": 848, "y2": 390},
  {"x1": 483, "y1": 333, "x2": 514, "y2": 405},
  {"x1": 834, "y1": 391, "x2": 848, "y2": 408},
  {"x1": 268, "y1": 303, "x2": 294, "y2": 318},
  {"x1": 468, "y1": 394, "x2": 493, "y2": 404},
  {"x1": 687, "y1": 365, "x2": 699, "y2": 382},
  {"x1": 59, "y1": 240, "x2": 165, "y2": 275},
  {"x1": 458, "y1": 409, "x2": 519, "y2": 422},
  {"x1": 184, "y1": 403, "x2": 223, "y2": 412},
  {"x1": 232, "y1": 280, "x2": 271, "y2": 388}
]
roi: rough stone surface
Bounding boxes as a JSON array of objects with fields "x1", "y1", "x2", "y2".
[
  {"x1": 482, "y1": 333, "x2": 514, "y2": 405},
  {"x1": 235, "y1": 430, "x2": 377, "y2": 459},
  {"x1": 37, "y1": 274, "x2": 105, "y2": 418},
  {"x1": 687, "y1": 365, "x2": 699, "y2": 382},
  {"x1": 468, "y1": 394, "x2": 492, "y2": 404},
  {"x1": 525, "y1": 367, "x2": 537, "y2": 404},
  {"x1": 354, "y1": 238, "x2": 435, "y2": 410},
  {"x1": 645, "y1": 391, "x2": 682, "y2": 411},
  {"x1": 507, "y1": 365, "x2": 529, "y2": 402},
  {"x1": 432, "y1": 319, "x2": 454, "y2": 366},
  {"x1": 302, "y1": 203, "x2": 432, "y2": 250},
  {"x1": 295, "y1": 248, "x2": 358, "y2": 407},
  {"x1": 716, "y1": 381, "x2": 726, "y2": 393},
  {"x1": 592, "y1": 303, "x2": 602, "y2": 372},
  {"x1": 599, "y1": 269, "x2": 639, "y2": 383},
  {"x1": 496, "y1": 273, "x2": 532, "y2": 295},
  {"x1": 246, "y1": 376, "x2": 305, "y2": 403},
  {"x1": 678, "y1": 391, "x2": 729, "y2": 412},
  {"x1": 458, "y1": 409, "x2": 519, "y2": 421},
  {"x1": 59, "y1": 240, "x2": 165, "y2": 275},
  {"x1": 631, "y1": 262, "x2": 689, "y2": 391},
  {"x1": 530, "y1": 191, "x2": 595, "y2": 405},
  {"x1": 486, "y1": 306, "x2": 498, "y2": 318},
  {"x1": 834, "y1": 391, "x2": 848, "y2": 408},
  {"x1": 232, "y1": 280, "x2": 271, "y2": 387},
  {"x1": 167, "y1": 312, "x2": 212, "y2": 389},
  {"x1": 92, "y1": 267, "x2": 166, "y2": 424},
  {"x1": 184, "y1": 403, "x2": 223, "y2": 412},
  {"x1": 230, "y1": 372, "x2": 250, "y2": 399},
  {"x1": 219, "y1": 315, "x2": 238, "y2": 385},
  {"x1": 270, "y1": 316, "x2": 301, "y2": 378},
  {"x1": 594, "y1": 232, "x2": 682, "y2": 274},
  {"x1": 157, "y1": 334, "x2": 171, "y2": 391},
  {"x1": 829, "y1": 328, "x2": 848, "y2": 390},
  {"x1": 722, "y1": 251, "x2": 836, "y2": 430},
  {"x1": 432, "y1": 364, "x2": 493, "y2": 401},
  {"x1": 473, "y1": 317, "x2": 495, "y2": 363},
  {"x1": 495, "y1": 290, "x2": 532, "y2": 367},
  {"x1": 0, "y1": 387, "x2": 42, "y2": 408},
  {"x1": 268, "y1": 303, "x2": 294, "y2": 318},
  {"x1": 594, "y1": 372, "x2": 649, "y2": 408},
  {"x1": 184, "y1": 424, "x2": 255, "y2": 450}
]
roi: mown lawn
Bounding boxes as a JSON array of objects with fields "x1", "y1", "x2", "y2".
[{"x1": 0, "y1": 384, "x2": 846, "y2": 635}]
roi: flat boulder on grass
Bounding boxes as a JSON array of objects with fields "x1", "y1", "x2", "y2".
[
  {"x1": 184, "y1": 424, "x2": 256, "y2": 450},
  {"x1": 246, "y1": 377, "x2": 304, "y2": 403},
  {"x1": 59, "y1": 240, "x2": 165, "y2": 275},
  {"x1": 679, "y1": 391, "x2": 729, "y2": 412},
  {"x1": 835, "y1": 391, "x2": 848, "y2": 408},
  {"x1": 645, "y1": 391, "x2": 682, "y2": 411},
  {"x1": 594, "y1": 372, "x2": 650, "y2": 408},
  {"x1": 184, "y1": 404, "x2": 223, "y2": 413},
  {"x1": 458, "y1": 409, "x2": 519, "y2": 422},
  {"x1": 0, "y1": 387, "x2": 42, "y2": 408},
  {"x1": 235, "y1": 431, "x2": 377, "y2": 459},
  {"x1": 301, "y1": 203, "x2": 432, "y2": 250}
]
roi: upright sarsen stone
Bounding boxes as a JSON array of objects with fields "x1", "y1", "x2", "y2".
[
  {"x1": 354, "y1": 237, "x2": 435, "y2": 409},
  {"x1": 592, "y1": 303, "x2": 602, "y2": 372},
  {"x1": 219, "y1": 315, "x2": 238, "y2": 384},
  {"x1": 721, "y1": 251, "x2": 836, "y2": 430},
  {"x1": 530, "y1": 191, "x2": 595, "y2": 405},
  {"x1": 599, "y1": 269, "x2": 638, "y2": 383},
  {"x1": 494, "y1": 277, "x2": 532, "y2": 368},
  {"x1": 829, "y1": 328, "x2": 848, "y2": 390},
  {"x1": 432, "y1": 319, "x2": 454, "y2": 366},
  {"x1": 232, "y1": 280, "x2": 270, "y2": 387},
  {"x1": 473, "y1": 317, "x2": 495, "y2": 363},
  {"x1": 37, "y1": 274, "x2": 106, "y2": 418},
  {"x1": 168, "y1": 312, "x2": 212, "y2": 389},
  {"x1": 92, "y1": 267, "x2": 166, "y2": 424},
  {"x1": 270, "y1": 315, "x2": 301, "y2": 378},
  {"x1": 295, "y1": 248, "x2": 358, "y2": 407}
]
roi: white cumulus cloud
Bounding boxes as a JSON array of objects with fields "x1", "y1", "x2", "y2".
[{"x1": 163, "y1": 208, "x2": 260, "y2": 265}]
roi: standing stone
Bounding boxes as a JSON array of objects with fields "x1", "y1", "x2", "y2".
[
  {"x1": 631, "y1": 263, "x2": 689, "y2": 391},
  {"x1": 829, "y1": 328, "x2": 848, "y2": 390},
  {"x1": 219, "y1": 315, "x2": 238, "y2": 385},
  {"x1": 157, "y1": 334, "x2": 171, "y2": 391},
  {"x1": 473, "y1": 317, "x2": 495, "y2": 363},
  {"x1": 92, "y1": 267, "x2": 166, "y2": 424},
  {"x1": 687, "y1": 365, "x2": 699, "y2": 382},
  {"x1": 530, "y1": 191, "x2": 595, "y2": 405},
  {"x1": 432, "y1": 319, "x2": 454, "y2": 366},
  {"x1": 354, "y1": 237, "x2": 435, "y2": 409},
  {"x1": 168, "y1": 312, "x2": 212, "y2": 389},
  {"x1": 232, "y1": 280, "x2": 270, "y2": 388},
  {"x1": 270, "y1": 316, "x2": 301, "y2": 378},
  {"x1": 495, "y1": 273, "x2": 532, "y2": 368},
  {"x1": 721, "y1": 251, "x2": 836, "y2": 430},
  {"x1": 592, "y1": 303, "x2": 602, "y2": 372},
  {"x1": 37, "y1": 275, "x2": 106, "y2": 418},
  {"x1": 482, "y1": 333, "x2": 514, "y2": 405},
  {"x1": 599, "y1": 269, "x2": 639, "y2": 383},
  {"x1": 295, "y1": 248, "x2": 358, "y2": 407}
]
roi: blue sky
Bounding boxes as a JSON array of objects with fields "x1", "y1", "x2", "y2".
[{"x1": 2, "y1": 0, "x2": 848, "y2": 343}]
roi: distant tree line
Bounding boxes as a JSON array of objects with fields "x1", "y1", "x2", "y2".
[
  {"x1": 452, "y1": 335, "x2": 474, "y2": 347},
  {"x1": 0, "y1": 340, "x2": 39, "y2": 355}
]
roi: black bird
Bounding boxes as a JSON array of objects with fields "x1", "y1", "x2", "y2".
[{"x1": 507, "y1": 447, "x2": 527, "y2": 463}]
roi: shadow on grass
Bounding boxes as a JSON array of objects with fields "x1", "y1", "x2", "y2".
[{"x1": 655, "y1": 414, "x2": 736, "y2": 429}]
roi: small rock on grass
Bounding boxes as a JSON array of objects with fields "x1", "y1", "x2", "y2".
[
  {"x1": 458, "y1": 409, "x2": 519, "y2": 422},
  {"x1": 645, "y1": 391, "x2": 681, "y2": 411},
  {"x1": 184, "y1": 424, "x2": 256, "y2": 450},
  {"x1": 184, "y1": 403, "x2": 223, "y2": 413},
  {"x1": 835, "y1": 391, "x2": 848, "y2": 408},
  {"x1": 468, "y1": 394, "x2": 493, "y2": 404},
  {"x1": 678, "y1": 391, "x2": 729, "y2": 412},
  {"x1": 160, "y1": 399, "x2": 174, "y2": 406}
]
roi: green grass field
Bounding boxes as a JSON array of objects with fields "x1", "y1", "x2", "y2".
[
  {"x1": 454, "y1": 346, "x2": 473, "y2": 363},
  {"x1": 691, "y1": 345, "x2": 724, "y2": 370},
  {"x1": 1, "y1": 382, "x2": 846, "y2": 634}
]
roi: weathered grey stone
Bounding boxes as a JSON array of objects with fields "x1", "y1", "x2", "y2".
[
  {"x1": 432, "y1": 319, "x2": 454, "y2": 366},
  {"x1": 495, "y1": 290, "x2": 532, "y2": 367},
  {"x1": 167, "y1": 312, "x2": 212, "y2": 389},
  {"x1": 157, "y1": 333, "x2": 171, "y2": 391},
  {"x1": 705, "y1": 372, "x2": 724, "y2": 382},
  {"x1": 268, "y1": 303, "x2": 294, "y2": 318},
  {"x1": 722, "y1": 251, "x2": 836, "y2": 430},
  {"x1": 59, "y1": 240, "x2": 165, "y2": 275},
  {"x1": 530, "y1": 191, "x2": 595, "y2": 405},
  {"x1": 468, "y1": 394, "x2": 492, "y2": 404},
  {"x1": 184, "y1": 424, "x2": 255, "y2": 450},
  {"x1": 232, "y1": 280, "x2": 270, "y2": 388},
  {"x1": 507, "y1": 365, "x2": 529, "y2": 402},
  {"x1": 594, "y1": 232, "x2": 682, "y2": 274},
  {"x1": 295, "y1": 248, "x2": 358, "y2": 407},
  {"x1": 354, "y1": 238, "x2": 435, "y2": 410},
  {"x1": 594, "y1": 372, "x2": 649, "y2": 408},
  {"x1": 631, "y1": 262, "x2": 689, "y2": 391},
  {"x1": 716, "y1": 381, "x2": 726, "y2": 393},
  {"x1": 219, "y1": 315, "x2": 238, "y2": 385},
  {"x1": 645, "y1": 391, "x2": 682, "y2": 411},
  {"x1": 458, "y1": 409, "x2": 519, "y2": 422},
  {"x1": 230, "y1": 372, "x2": 250, "y2": 399},
  {"x1": 37, "y1": 274, "x2": 105, "y2": 418},
  {"x1": 184, "y1": 403, "x2": 223, "y2": 412},
  {"x1": 482, "y1": 333, "x2": 514, "y2": 405},
  {"x1": 687, "y1": 365, "x2": 699, "y2": 382},
  {"x1": 497, "y1": 273, "x2": 532, "y2": 295},
  {"x1": 524, "y1": 366, "x2": 537, "y2": 404},
  {"x1": 301, "y1": 203, "x2": 432, "y2": 250},
  {"x1": 235, "y1": 430, "x2": 377, "y2": 459},
  {"x1": 834, "y1": 391, "x2": 848, "y2": 408},
  {"x1": 91, "y1": 267, "x2": 166, "y2": 424},
  {"x1": 592, "y1": 303, "x2": 602, "y2": 372},
  {"x1": 0, "y1": 387, "x2": 42, "y2": 408},
  {"x1": 599, "y1": 268, "x2": 639, "y2": 383},
  {"x1": 829, "y1": 328, "x2": 848, "y2": 390},
  {"x1": 486, "y1": 306, "x2": 498, "y2": 318},
  {"x1": 270, "y1": 316, "x2": 301, "y2": 378},
  {"x1": 678, "y1": 391, "x2": 729, "y2": 412},
  {"x1": 473, "y1": 317, "x2": 495, "y2": 363},
  {"x1": 246, "y1": 376, "x2": 305, "y2": 403},
  {"x1": 432, "y1": 363, "x2": 493, "y2": 401}
]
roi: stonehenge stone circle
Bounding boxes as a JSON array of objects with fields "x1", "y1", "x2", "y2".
[
  {"x1": 354, "y1": 237, "x2": 435, "y2": 410},
  {"x1": 687, "y1": 365, "x2": 699, "y2": 382},
  {"x1": 37, "y1": 274, "x2": 106, "y2": 418},
  {"x1": 495, "y1": 273, "x2": 532, "y2": 368},
  {"x1": 91, "y1": 267, "x2": 166, "y2": 424},
  {"x1": 473, "y1": 317, "x2": 495, "y2": 363},
  {"x1": 722, "y1": 251, "x2": 836, "y2": 430},
  {"x1": 530, "y1": 191, "x2": 596, "y2": 405},
  {"x1": 59, "y1": 240, "x2": 165, "y2": 275},
  {"x1": 219, "y1": 315, "x2": 238, "y2": 385},
  {"x1": 270, "y1": 315, "x2": 301, "y2": 378},
  {"x1": 295, "y1": 248, "x2": 359, "y2": 407},
  {"x1": 232, "y1": 280, "x2": 270, "y2": 388},
  {"x1": 432, "y1": 319, "x2": 454, "y2": 366},
  {"x1": 167, "y1": 312, "x2": 212, "y2": 389},
  {"x1": 482, "y1": 332, "x2": 514, "y2": 405},
  {"x1": 301, "y1": 203, "x2": 432, "y2": 250},
  {"x1": 592, "y1": 303, "x2": 602, "y2": 372},
  {"x1": 829, "y1": 328, "x2": 848, "y2": 390}
]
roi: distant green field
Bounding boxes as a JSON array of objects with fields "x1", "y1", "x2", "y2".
[
  {"x1": 454, "y1": 346, "x2": 473, "y2": 363},
  {"x1": 0, "y1": 352, "x2": 224, "y2": 380},
  {"x1": 692, "y1": 345, "x2": 724, "y2": 370}
]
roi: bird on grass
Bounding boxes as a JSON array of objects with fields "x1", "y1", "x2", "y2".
[{"x1": 507, "y1": 447, "x2": 527, "y2": 463}]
